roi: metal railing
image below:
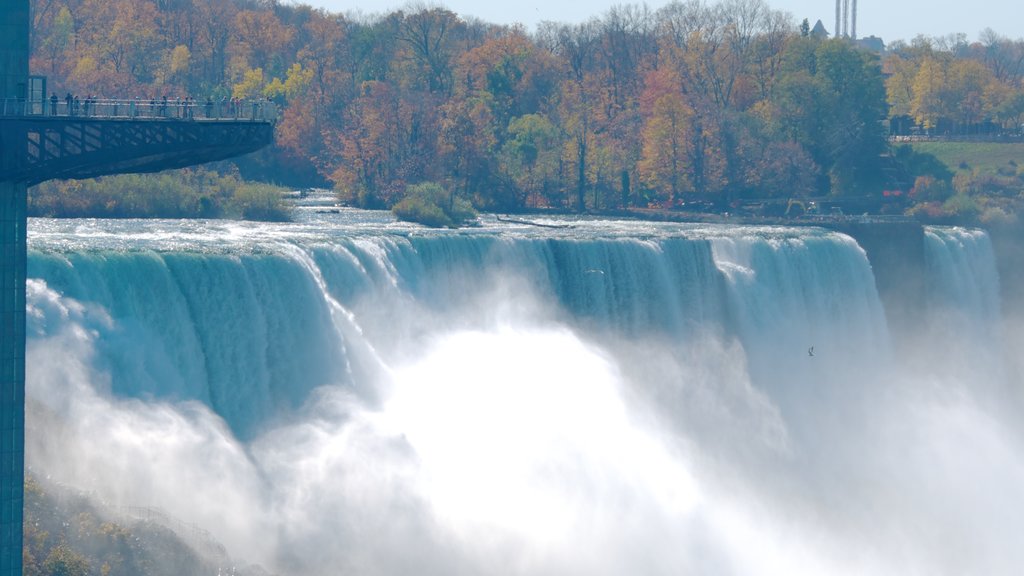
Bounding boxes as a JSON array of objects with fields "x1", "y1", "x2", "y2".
[
  {"x1": 0, "y1": 97, "x2": 278, "y2": 123},
  {"x1": 889, "y1": 133, "x2": 1024, "y2": 143}
]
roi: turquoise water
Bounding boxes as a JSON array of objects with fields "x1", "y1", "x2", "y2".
[{"x1": 23, "y1": 213, "x2": 1021, "y2": 576}]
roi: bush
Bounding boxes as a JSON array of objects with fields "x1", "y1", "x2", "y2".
[
  {"x1": 906, "y1": 200, "x2": 948, "y2": 219},
  {"x1": 229, "y1": 182, "x2": 291, "y2": 221},
  {"x1": 942, "y1": 193, "x2": 980, "y2": 219},
  {"x1": 909, "y1": 175, "x2": 953, "y2": 202},
  {"x1": 980, "y1": 205, "x2": 1017, "y2": 225},
  {"x1": 392, "y1": 182, "x2": 477, "y2": 228},
  {"x1": 392, "y1": 195, "x2": 451, "y2": 227},
  {"x1": 953, "y1": 172, "x2": 1022, "y2": 198}
]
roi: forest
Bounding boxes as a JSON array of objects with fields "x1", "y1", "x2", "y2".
[{"x1": 26, "y1": 0, "x2": 1024, "y2": 219}]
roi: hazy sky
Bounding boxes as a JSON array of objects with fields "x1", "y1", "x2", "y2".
[{"x1": 299, "y1": 0, "x2": 1023, "y2": 44}]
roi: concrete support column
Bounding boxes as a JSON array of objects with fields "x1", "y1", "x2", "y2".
[
  {"x1": 1, "y1": 0, "x2": 29, "y2": 102},
  {"x1": 1, "y1": 0, "x2": 30, "y2": 571},
  {"x1": 0, "y1": 180, "x2": 25, "y2": 576}
]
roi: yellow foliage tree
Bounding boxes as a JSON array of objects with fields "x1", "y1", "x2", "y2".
[
  {"x1": 911, "y1": 56, "x2": 947, "y2": 131},
  {"x1": 233, "y1": 67, "x2": 265, "y2": 99},
  {"x1": 638, "y1": 67, "x2": 693, "y2": 205}
]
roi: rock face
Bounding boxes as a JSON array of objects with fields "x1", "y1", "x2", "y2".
[
  {"x1": 988, "y1": 223, "x2": 1024, "y2": 315},
  {"x1": 829, "y1": 220, "x2": 927, "y2": 337}
]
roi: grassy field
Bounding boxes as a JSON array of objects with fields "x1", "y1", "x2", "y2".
[{"x1": 909, "y1": 141, "x2": 1024, "y2": 177}]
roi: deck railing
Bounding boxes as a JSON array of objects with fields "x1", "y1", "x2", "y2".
[{"x1": 0, "y1": 97, "x2": 278, "y2": 122}]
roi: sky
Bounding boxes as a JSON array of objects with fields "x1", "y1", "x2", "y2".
[{"x1": 298, "y1": 0, "x2": 1024, "y2": 44}]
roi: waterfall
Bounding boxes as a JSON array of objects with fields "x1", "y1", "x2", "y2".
[
  {"x1": 22, "y1": 215, "x2": 1023, "y2": 576},
  {"x1": 924, "y1": 226, "x2": 1001, "y2": 333},
  {"x1": 917, "y1": 226, "x2": 1004, "y2": 387}
]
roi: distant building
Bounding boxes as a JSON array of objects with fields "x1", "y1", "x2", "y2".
[
  {"x1": 856, "y1": 35, "x2": 886, "y2": 53},
  {"x1": 810, "y1": 3, "x2": 885, "y2": 53},
  {"x1": 811, "y1": 19, "x2": 831, "y2": 39}
]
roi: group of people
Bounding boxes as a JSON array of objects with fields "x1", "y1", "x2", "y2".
[
  {"x1": 46, "y1": 92, "x2": 266, "y2": 120},
  {"x1": 146, "y1": 95, "x2": 208, "y2": 119},
  {"x1": 49, "y1": 92, "x2": 96, "y2": 116}
]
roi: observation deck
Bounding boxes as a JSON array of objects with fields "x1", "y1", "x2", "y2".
[{"x1": 0, "y1": 97, "x2": 276, "y2": 185}]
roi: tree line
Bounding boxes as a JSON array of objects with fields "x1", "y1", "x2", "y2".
[
  {"x1": 27, "y1": 0, "x2": 1024, "y2": 213},
  {"x1": 886, "y1": 31, "x2": 1024, "y2": 136}
]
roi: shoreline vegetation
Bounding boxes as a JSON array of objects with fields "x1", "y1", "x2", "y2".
[
  {"x1": 28, "y1": 0, "x2": 1024, "y2": 227},
  {"x1": 28, "y1": 168, "x2": 292, "y2": 222}
]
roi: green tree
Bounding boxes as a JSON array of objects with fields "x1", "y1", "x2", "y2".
[
  {"x1": 772, "y1": 37, "x2": 888, "y2": 195},
  {"x1": 814, "y1": 39, "x2": 888, "y2": 194},
  {"x1": 500, "y1": 114, "x2": 562, "y2": 208}
]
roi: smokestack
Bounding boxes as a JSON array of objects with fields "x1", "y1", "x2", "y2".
[
  {"x1": 835, "y1": 0, "x2": 841, "y2": 38},
  {"x1": 852, "y1": 0, "x2": 857, "y2": 39},
  {"x1": 842, "y1": 0, "x2": 849, "y2": 37}
]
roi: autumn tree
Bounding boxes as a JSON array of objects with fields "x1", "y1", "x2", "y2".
[
  {"x1": 438, "y1": 94, "x2": 500, "y2": 205},
  {"x1": 297, "y1": 10, "x2": 350, "y2": 105},
  {"x1": 638, "y1": 66, "x2": 693, "y2": 205},
  {"x1": 326, "y1": 80, "x2": 403, "y2": 205},
  {"x1": 596, "y1": 4, "x2": 658, "y2": 115},
  {"x1": 454, "y1": 31, "x2": 560, "y2": 130},
  {"x1": 192, "y1": 0, "x2": 238, "y2": 89},
  {"x1": 325, "y1": 78, "x2": 439, "y2": 206},
  {"x1": 35, "y1": 5, "x2": 74, "y2": 77},
  {"x1": 545, "y1": 20, "x2": 600, "y2": 211},
  {"x1": 944, "y1": 59, "x2": 996, "y2": 132},
  {"x1": 440, "y1": 30, "x2": 561, "y2": 208},
  {"x1": 33, "y1": 0, "x2": 1024, "y2": 208},
  {"x1": 910, "y1": 54, "x2": 948, "y2": 132},
  {"x1": 977, "y1": 28, "x2": 1024, "y2": 86},
  {"x1": 884, "y1": 52, "x2": 918, "y2": 119},
  {"x1": 397, "y1": 6, "x2": 465, "y2": 95},
  {"x1": 231, "y1": 9, "x2": 294, "y2": 83},
  {"x1": 72, "y1": 0, "x2": 163, "y2": 92}
]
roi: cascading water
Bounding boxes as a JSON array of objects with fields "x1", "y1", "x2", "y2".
[
  {"x1": 923, "y1": 226, "x2": 1002, "y2": 339},
  {"x1": 914, "y1": 226, "x2": 1006, "y2": 392},
  {"x1": 23, "y1": 213, "x2": 1024, "y2": 575}
]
